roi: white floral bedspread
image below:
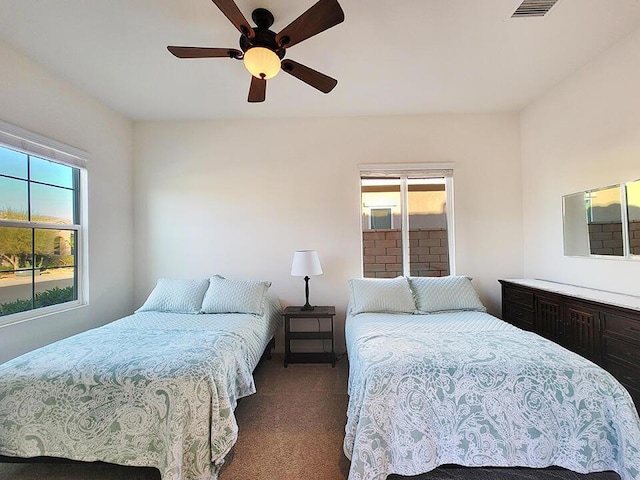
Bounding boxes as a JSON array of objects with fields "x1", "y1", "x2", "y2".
[
  {"x1": 0, "y1": 306, "x2": 280, "y2": 480},
  {"x1": 344, "y1": 311, "x2": 640, "y2": 480}
]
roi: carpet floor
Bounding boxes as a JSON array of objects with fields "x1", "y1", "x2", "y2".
[{"x1": 0, "y1": 353, "x2": 620, "y2": 480}]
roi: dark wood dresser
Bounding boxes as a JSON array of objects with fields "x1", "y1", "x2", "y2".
[{"x1": 499, "y1": 279, "x2": 640, "y2": 409}]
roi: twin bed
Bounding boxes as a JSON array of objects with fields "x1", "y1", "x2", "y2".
[
  {"x1": 0, "y1": 277, "x2": 281, "y2": 480},
  {"x1": 343, "y1": 276, "x2": 640, "y2": 480}
]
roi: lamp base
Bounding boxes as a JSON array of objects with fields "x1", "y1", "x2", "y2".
[{"x1": 300, "y1": 276, "x2": 315, "y2": 311}]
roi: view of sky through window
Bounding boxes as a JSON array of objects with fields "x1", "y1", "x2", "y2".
[{"x1": 0, "y1": 147, "x2": 75, "y2": 223}]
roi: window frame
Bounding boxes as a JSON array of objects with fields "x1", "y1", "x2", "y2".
[
  {"x1": 0, "y1": 120, "x2": 89, "y2": 326},
  {"x1": 359, "y1": 163, "x2": 456, "y2": 277}
]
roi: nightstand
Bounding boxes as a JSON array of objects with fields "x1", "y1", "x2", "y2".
[{"x1": 283, "y1": 305, "x2": 336, "y2": 367}]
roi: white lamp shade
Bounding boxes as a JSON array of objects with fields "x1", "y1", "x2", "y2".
[
  {"x1": 243, "y1": 47, "x2": 281, "y2": 80},
  {"x1": 291, "y1": 250, "x2": 323, "y2": 277}
]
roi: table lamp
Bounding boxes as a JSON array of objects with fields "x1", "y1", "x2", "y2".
[{"x1": 291, "y1": 250, "x2": 323, "y2": 311}]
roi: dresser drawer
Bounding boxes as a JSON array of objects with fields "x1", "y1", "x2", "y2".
[
  {"x1": 602, "y1": 357, "x2": 640, "y2": 409},
  {"x1": 602, "y1": 310, "x2": 640, "y2": 346},
  {"x1": 503, "y1": 301, "x2": 535, "y2": 331},
  {"x1": 503, "y1": 287, "x2": 534, "y2": 309},
  {"x1": 602, "y1": 336, "x2": 640, "y2": 367}
]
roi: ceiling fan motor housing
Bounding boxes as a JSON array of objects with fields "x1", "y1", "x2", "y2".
[{"x1": 240, "y1": 9, "x2": 286, "y2": 59}]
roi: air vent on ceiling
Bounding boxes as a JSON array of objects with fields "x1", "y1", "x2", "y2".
[{"x1": 512, "y1": 0, "x2": 558, "y2": 17}]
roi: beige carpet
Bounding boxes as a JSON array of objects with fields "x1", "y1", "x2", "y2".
[
  {"x1": 0, "y1": 354, "x2": 620, "y2": 479},
  {"x1": 220, "y1": 354, "x2": 351, "y2": 479}
]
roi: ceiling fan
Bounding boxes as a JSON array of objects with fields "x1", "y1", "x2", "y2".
[{"x1": 168, "y1": 0, "x2": 345, "y2": 103}]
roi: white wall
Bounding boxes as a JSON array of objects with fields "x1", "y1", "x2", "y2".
[
  {"x1": 134, "y1": 114, "x2": 523, "y2": 352},
  {"x1": 521, "y1": 27, "x2": 640, "y2": 296},
  {"x1": 0, "y1": 42, "x2": 134, "y2": 362}
]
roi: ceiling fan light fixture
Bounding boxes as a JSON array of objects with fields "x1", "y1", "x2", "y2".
[
  {"x1": 243, "y1": 47, "x2": 281, "y2": 80},
  {"x1": 168, "y1": 0, "x2": 345, "y2": 102}
]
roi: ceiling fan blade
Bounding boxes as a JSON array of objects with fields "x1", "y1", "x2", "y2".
[
  {"x1": 167, "y1": 46, "x2": 243, "y2": 59},
  {"x1": 211, "y1": 0, "x2": 255, "y2": 38},
  {"x1": 248, "y1": 76, "x2": 266, "y2": 103},
  {"x1": 276, "y1": 0, "x2": 344, "y2": 49},
  {"x1": 281, "y1": 59, "x2": 337, "y2": 93}
]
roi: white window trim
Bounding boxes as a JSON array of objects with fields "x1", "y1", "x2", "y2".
[
  {"x1": 359, "y1": 162, "x2": 453, "y2": 179},
  {"x1": 0, "y1": 120, "x2": 89, "y2": 169},
  {"x1": 359, "y1": 163, "x2": 456, "y2": 277},
  {"x1": 0, "y1": 120, "x2": 89, "y2": 327},
  {"x1": 400, "y1": 179, "x2": 410, "y2": 275},
  {"x1": 445, "y1": 176, "x2": 456, "y2": 275}
]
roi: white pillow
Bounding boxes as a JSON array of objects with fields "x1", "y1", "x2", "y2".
[
  {"x1": 408, "y1": 275, "x2": 486, "y2": 313},
  {"x1": 136, "y1": 278, "x2": 210, "y2": 314},
  {"x1": 201, "y1": 277, "x2": 272, "y2": 315},
  {"x1": 348, "y1": 277, "x2": 416, "y2": 315}
]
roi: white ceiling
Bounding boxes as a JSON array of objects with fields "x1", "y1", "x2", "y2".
[{"x1": 2, "y1": 0, "x2": 640, "y2": 121}]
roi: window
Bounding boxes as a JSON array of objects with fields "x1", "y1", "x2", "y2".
[
  {"x1": 370, "y1": 208, "x2": 392, "y2": 229},
  {"x1": 0, "y1": 121, "x2": 87, "y2": 322},
  {"x1": 360, "y1": 164, "x2": 455, "y2": 278}
]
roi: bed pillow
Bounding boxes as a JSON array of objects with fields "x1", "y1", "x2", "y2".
[
  {"x1": 348, "y1": 277, "x2": 417, "y2": 315},
  {"x1": 201, "y1": 277, "x2": 272, "y2": 315},
  {"x1": 408, "y1": 275, "x2": 486, "y2": 313},
  {"x1": 136, "y1": 278, "x2": 210, "y2": 314}
]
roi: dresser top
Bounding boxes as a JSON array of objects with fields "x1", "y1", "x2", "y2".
[{"x1": 501, "y1": 279, "x2": 640, "y2": 312}]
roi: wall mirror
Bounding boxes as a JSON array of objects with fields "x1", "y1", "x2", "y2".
[{"x1": 563, "y1": 180, "x2": 640, "y2": 259}]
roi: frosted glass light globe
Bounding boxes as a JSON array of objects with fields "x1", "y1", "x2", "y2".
[{"x1": 243, "y1": 47, "x2": 281, "y2": 80}]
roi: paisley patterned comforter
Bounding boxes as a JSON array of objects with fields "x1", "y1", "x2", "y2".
[
  {"x1": 344, "y1": 311, "x2": 640, "y2": 480},
  {"x1": 0, "y1": 300, "x2": 281, "y2": 480}
]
